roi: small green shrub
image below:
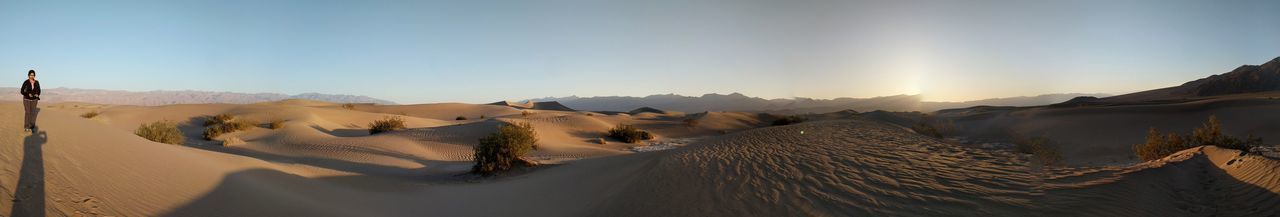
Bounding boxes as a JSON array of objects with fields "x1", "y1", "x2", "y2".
[
  {"x1": 136, "y1": 121, "x2": 185, "y2": 145},
  {"x1": 456, "y1": 116, "x2": 468, "y2": 120},
  {"x1": 472, "y1": 122, "x2": 539, "y2": 175},
  {"x1": 80, "y1": 111, "x2": 100, "y2": 119},
  {"x1": 771, "y1": 115, "x2": 807, "y2": 126},
  {"x1": 607, "y1": 124, "x2": 654, "y2": 143},
  {"x1": 368, "y1": 116, "x2": 406, "y2": 134}
]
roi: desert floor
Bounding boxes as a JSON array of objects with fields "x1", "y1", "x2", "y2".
[{"x1": 0, "y1": 100, "x2": 1277, "y2": 216}]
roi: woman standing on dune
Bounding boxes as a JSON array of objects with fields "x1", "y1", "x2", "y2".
[{"x1": 20, "y1": 69, "x2": 40, "y2": 132}]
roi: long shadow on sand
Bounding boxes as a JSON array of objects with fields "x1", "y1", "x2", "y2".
[{"x1": 11, "y1": 131, "x2": 46, "y2": 217}]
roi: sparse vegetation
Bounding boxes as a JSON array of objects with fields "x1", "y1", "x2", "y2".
[
  {"x1": 585, "y1": 113, "x2": 594, "y2": 116},
  {"x1": 341, "y1": 103, "x2": 357, "y2": 110},
  {"x1": 268, "y1": 119, "x2": 284, "y2": 129},
  {"x1": 1133, "y1": 115, "x2": 1264, "y2": 161},
  {"x1": 911, "y1": 119, "x2": 956, "y2": 139},
  {"x1": 368, "y1": 116, "x2": 406, "y2": 134},
  {"x1": 596, "y1": 138, "x2": 607, "y2": 145},
  {"x1": 472, "y1": 122, "x2": 539, "y2": 175},
  {"x1": 456, "y1": 116, "x2": 468, "y2": 120},
  {"x1": 1012, "y1": 135, "x2": 1064, "y2": 166},
  {"x1": 223, "y1": 137, "x2": 245, "y2": 146},
  {"x1": 135, "y1": 120, "x2": 185, "y2": 145},
  {"x1": 682, "y1": 118, "x2": 699, "y2": 127},
  {"x1": 771, "y1": 115, "x2": 807, "y2": 126},
  {"x1": 203, "y1": 114, "x2": 234, "y2": 126},
  {"x1": 607, "y1": 124, "x2": 654, "y2": 143},
  {"x1": 479, "y1": 115, "x2": 486, "y2": 119},
  {"x1": 202, "y1": 114, "x2": 257, "y2": 140},
  {"x1": 80, "y1": 111, "x2": 100, "y2": 119},
  {"x1": 521, "y1": 110, "x2": 532, "y2": 117}
]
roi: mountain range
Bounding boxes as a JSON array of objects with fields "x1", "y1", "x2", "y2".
[
  {"x1": 532, "y1": 93, "x2": 1110, "y2": 113},
  {"x1": 2, "y1": 87, "x2": 396, "y2": 105}
]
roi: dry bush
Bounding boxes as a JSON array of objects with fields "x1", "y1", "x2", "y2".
[
  {"x1": 341, "y1": 103, "x2": 356, "y2": 110},
  {"x1": 911, "y1": 119, "x2": 956, "y2": 139},
  {"x1": 203, "y1": 113, "x2": 234, "y2": 127},
  {"x1": 521, "y1": 110, "x2": 532, "y2": 117},
  {"x1": 607, "y1": 124, "x2": 654, "y2": 143},
  {"x1": 456, "y1": 116, "x2": 468, "y2": 120},
  {"x1": 771, "y1": 115, "x2": 807, "y2": 126},
  {"x1": 472, "y1": 122, "x2": 539, "y2": 175},
  {"x1": 368, "y1": 116, "x2": 406, "y2": 134},
  {"x1": 268, "y1": 119, "x2": 284, "y2": 129},
  {"x1": 1012, "y1": 135, "x2": 1064, "y2": 166},
  {"x1": 136, "y1": 121, "x2": 185, "y2": 145},
  {"x1": 683, "y1": 118, "x2": 699, "y2": 127},
  {"x1": 203, "y1": 115, "x2": 257, "y2": 140},
  {"x1": 80, "y1": 111, "x2": 100, "y2": 119},
  {"x1": 1133, "y1": 115, "x2": 1263, "y2": 161}
]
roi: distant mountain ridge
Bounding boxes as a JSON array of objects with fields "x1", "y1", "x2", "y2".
[
  {"x1": 1105, "y1": 56, "x2": 1280, "y2": 102},
  {"x1": 2, "y1": 87, "x2": 396, "y2": 105},
  {"x1": 532, "y1": 93, "x2": 1109, "y2": 113}
]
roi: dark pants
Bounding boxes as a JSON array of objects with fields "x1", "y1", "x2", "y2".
[{"x1": 23, "y1": 100, "x2": 38, "y2": 129}]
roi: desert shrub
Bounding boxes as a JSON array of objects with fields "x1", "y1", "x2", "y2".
[
  {"x1": 911, "y1": 119, "x2": 956, "y2": 139},
  {"x1": 521, "y1": 110, "x2": 532, "y2": 117},
  {"x1": 223, "y1": 137, "x2": 245, "y2": 146},
  {"x1": 456, "y1": 116, "x2": 468, "y2": 120},
  {"x1": 472, "y1": 122, "x2": 539, "y2": 175},
  {"x1": 368, "y1": 116, "x2": 406, "y2": 134},
  {"x1": 1133, "y1": 128, "x2": 1190, "y2": 162},
  {"x1": 585, "y1": 113, "x2": 594, "y2": 116},
  {"x1": 135, "y1": 121, "x2": 185, "y2": 145},
  {"x1": 1133, "y1": 115, "x2": 1263, "y2": 161},
  {"x1": 268, "y1": 119, "x2": 284, "y2": 129},
  {"x1": 607, "y1": 124, "x2": 654, "y2": 143},
  {"x1": 203, "y1": 117, "x2": 257, "y2": 140},
  {"x1": 596, "y1": 138, "x2": 607, "y2": 145},
  {"x1": 203, "y1": 113, "x2": 234, "y2": 126},
  {"x1": 479, "y1": 115, "x2": 486, "y2": 119},
  {"x1": 1013, "y1": 135, "x2": 1064, "y2": 166},
  {"x1": 771, "y1": 115, "x2": 807, "y2": 126},
  {"x1": 341, "y1": 103, "x2": 356, "y2": 110},
  {"x1": 80, "y1": 111, "x2": 100, "y2": 119},
  {"x1": 683, "y1": 118, "x2": 699, "y2": 127}
]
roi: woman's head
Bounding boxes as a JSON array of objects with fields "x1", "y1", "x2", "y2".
[{"x1": 28, "y1": 70, "x2": 35, "y2": 77}]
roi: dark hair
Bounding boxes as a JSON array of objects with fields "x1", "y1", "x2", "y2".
[{"x1": 28, "y1": 70, "x2": 34, "y2": 76}]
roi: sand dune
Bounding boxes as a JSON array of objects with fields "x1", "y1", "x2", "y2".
[{"x1": 2, "y1": 101, "x2": 1278, "y2": 216}]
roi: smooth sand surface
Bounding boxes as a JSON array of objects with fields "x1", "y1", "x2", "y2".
[
  {"x1": 1, "y1": 101, "x2": 1277, "y2": 216},
  {"x1": 939, "y1": 92, "x2": 1280, "y2": 166}
]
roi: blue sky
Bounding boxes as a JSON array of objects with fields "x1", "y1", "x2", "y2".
[{"x1": 1, "y1": 0, "x2": 1278, "y2": 103}]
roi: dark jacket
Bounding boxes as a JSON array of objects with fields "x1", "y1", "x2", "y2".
[{"x1": 20, "y1": 80, "x2": 39, "y2": 101}]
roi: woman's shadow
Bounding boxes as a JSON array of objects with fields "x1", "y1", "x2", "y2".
[{"x1": 11, "y1": 130, "x2": 46, "y2": 217}]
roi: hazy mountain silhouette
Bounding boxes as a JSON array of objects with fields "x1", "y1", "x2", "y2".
[
  {"x1": 533, "y1": 93, "x2": 1108, "y2": 113},
  {"x1": 1, "y1": 88, "x2": 396, "y2": 105}
]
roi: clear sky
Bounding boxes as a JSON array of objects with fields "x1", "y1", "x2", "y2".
[{"x1": 1, "y1": 0, "x2": 1278, "y2": 103}]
